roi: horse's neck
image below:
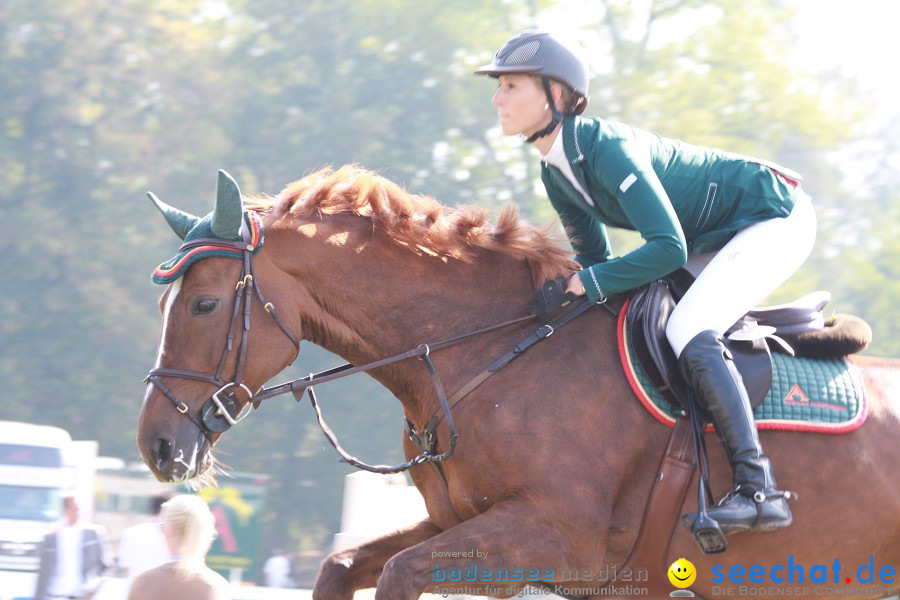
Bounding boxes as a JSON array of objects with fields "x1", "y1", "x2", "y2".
[
  {"x1": 312, "y1": 250, "x2": 534, "y2": 361},
  {"x1": 270, "y1": 225, "x2": 536, "y2": 408}
]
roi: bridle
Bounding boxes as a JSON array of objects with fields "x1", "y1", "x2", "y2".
[
  {"x1": 145, "y1": 232, "x2": 300, "y2": 441},
  {"x1": 145, "y1": 219, "x2": 602, "y2": 474},
  {"x1": 144, "y1": 222, "x2": 476, "y2": 470}
]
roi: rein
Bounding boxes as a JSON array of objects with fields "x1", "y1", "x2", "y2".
[
  {"x1": 146, "y1": 221, "x2": 606, "y2": 476},
  {"x1": 252, "y1": 312, "x2": 544, "y2": 474},
  {"x1": 253, "y1": 299, "x2": 605, "y2": 477}
]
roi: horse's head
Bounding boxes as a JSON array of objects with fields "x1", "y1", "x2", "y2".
[{"x1": 138, "y1": 171, "x2": 299, "y2": 485}]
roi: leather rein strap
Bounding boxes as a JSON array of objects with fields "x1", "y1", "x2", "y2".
[
  {"x1": 406, "y1": 297, "x2": 612, "y2": 462},
  {"x1": 252, "y1": 305, "x2": 598, "y2": 476}
]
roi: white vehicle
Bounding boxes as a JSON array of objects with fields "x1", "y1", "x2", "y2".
[{"x1": 0, "y1": 421, "x2": 79, "y2": 572}]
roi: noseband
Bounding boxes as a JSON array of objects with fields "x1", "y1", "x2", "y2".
[{"x1": 146, "y1": 233, "x2": 299, "y2": 441}]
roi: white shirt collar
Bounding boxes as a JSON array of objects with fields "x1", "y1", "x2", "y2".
[
  {"x1": 541, "y1": 129, "x2": 566, "y2": 169},
  {"x1": 540, "y1": 128, "x2": 595, "y2": 207}
]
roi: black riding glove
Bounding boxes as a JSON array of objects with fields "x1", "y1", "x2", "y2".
[{"x1": 532, "y1": 277, "x2": 578, "y2": 323}]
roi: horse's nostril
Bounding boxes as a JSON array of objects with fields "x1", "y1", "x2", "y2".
[{"x1": 155, "y1": 437, "x2": 173, "y2": 471}]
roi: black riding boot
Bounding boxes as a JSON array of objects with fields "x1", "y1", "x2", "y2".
[{"x1": 679, "y1": 330, "x2": 792, "y2": 534}]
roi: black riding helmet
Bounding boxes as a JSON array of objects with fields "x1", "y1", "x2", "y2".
[{"x1": 475, "y1": 30, "x2": 590, "y2": 142}]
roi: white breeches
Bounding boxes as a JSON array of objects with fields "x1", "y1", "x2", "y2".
[{"x1": 666, "y1": 193, "x2": 817, "y2": 358}]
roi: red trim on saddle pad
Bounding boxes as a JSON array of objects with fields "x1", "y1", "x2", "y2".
[
  {"x1": 617, "y1": 298, "x2": 868, "y2": 434},
  {"x1": 617, "y1": 300, "x2": 682, "y2": 429}
]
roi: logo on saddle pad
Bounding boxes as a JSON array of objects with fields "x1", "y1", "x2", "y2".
[
  {"x1": 782, "y1": 382, "x2": 849, "y2": 415},
  {"x1": 784, "y1": 383, "x2": 811, "y2": 406}
]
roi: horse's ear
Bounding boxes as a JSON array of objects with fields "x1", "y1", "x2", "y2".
[
  {"x1": 146, "y1": 192, "x2": 201, "y2": 240},
  {"x1": 211, "y1": 170, "x2": 243, "y2": 240}
]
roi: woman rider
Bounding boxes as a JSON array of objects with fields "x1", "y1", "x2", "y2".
[{"x1": 475, "y1": 30, "x2": 816, "y2": 535}]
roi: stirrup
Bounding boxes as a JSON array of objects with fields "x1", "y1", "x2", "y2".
[{"x1": 691, "y1": 512, "x2": 728, "y2": 554}]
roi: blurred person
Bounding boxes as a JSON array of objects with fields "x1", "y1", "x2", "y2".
[
  {"x1": 262, "y1": 548, "x2": 292, "y2": 588},
  {"x1": 127, "y1": 494, "x2": 231, "y2": 600},
  {"x1": 118, "y1": 491, "x2": 174, "y2": 578},
  {"x1": 34, "y1": 495, "x2": 111, "y2": 600},
  {"x1": 475, "y1": 30, "x2": 815, "y2": 534}
]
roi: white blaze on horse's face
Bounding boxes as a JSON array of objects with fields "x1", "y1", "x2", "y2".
[
  {"x1": 150, "y1": 275, "x2": 216, "y2": 485},
  {"x1": 155, "y1": 276, "x2": 182, "y2": 370}
]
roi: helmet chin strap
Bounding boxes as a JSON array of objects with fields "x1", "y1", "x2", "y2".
[{"x1": 525, "y1": 77, "x2": 564, "y2": 144}]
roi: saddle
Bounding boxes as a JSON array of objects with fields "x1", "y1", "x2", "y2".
[
  {"x1": 626, "y1": 269, "x2": 833, "y2": 411},
  {"x1": 622, "y1": 271, "x2": 868, "y2": 586}
]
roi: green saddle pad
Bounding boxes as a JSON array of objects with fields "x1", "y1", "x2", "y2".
[{"x1": 619, "y1": 314, "x2": 867, "y2": 433}]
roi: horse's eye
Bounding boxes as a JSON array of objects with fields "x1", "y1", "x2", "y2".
[{"x1": 194, "y1": 299, "x2": 218, "y2": 315}]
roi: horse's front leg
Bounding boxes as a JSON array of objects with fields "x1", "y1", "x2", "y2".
[
  {"x1": 312, "y1": 518, "x2": 442, "y2": 600},
  {"x1": 375, "y1": 501, "x2": 605, "y2": 600}
]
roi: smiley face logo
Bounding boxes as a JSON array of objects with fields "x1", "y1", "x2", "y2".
[{"x1": 668, "y1": 558, "x2": 696, "y2": 588}]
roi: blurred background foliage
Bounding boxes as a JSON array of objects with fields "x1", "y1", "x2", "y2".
[{"x1": 2, "y1": 0, "x2": 898, "y2": 564}]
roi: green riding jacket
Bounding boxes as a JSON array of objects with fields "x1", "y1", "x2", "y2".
[{"x1": 541, "y1": 115, "x2": 803, "y2": 303}]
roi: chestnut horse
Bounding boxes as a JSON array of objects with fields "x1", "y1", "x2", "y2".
[{"x1": 137, "y1": 167, "x2": 900, "y2": 600}]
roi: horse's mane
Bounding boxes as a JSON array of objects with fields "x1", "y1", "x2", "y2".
[{"x1": 247, "y1": 165, "x2": 577, "y2": 286}]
